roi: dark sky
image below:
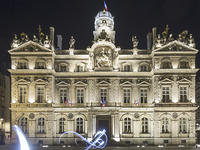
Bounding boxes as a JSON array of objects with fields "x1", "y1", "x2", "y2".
[{"x1": 0, "y1": 0, "x2": 200, "y2": 70}]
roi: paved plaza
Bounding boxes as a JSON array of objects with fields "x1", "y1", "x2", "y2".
[{"x1": 0, "y1": 145, "x2": 199, "y2": 150}]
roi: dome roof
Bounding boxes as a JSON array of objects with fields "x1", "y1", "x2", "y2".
[{"x1": 95, "y1": 10, "x2": 113, "y2": 20}]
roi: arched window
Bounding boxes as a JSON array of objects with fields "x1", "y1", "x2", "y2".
[
  {"x1": 35, "y1": 59, "x2": 46, "y2": 69},
  {"x1": 77, "y1": 65, "x2": 84, "y2": 72},
  {"x1": 124, "y1": 117, "x2": 131, "y2": 133},
  {"x1": 19, "y1": 117, "x2": 28, "y2": 134},
  {"x1": 139, "y1": 65, "x2": 148, "y2": 72},
  {"x1": 162, "y1": 118, "x2": 169, "y2": 133},
  {"x1": 179, "y1": 61, "x2": 189, "y2": 69},
  {"x1": 59, "y1": 118, "x2": 65, "y2": 133},
  {"x1": 59, "y1": 64, "x2": 68, "y2": 72},
  {"x1": 17, "y1": 60, "x2": 28, "y2": 69},
  {"x1": 76, "y1": 118, "x2": 83, "y2": 133},
  {"x1": 123, "y1": 65, "x2": 131, "y2": 72},
  {"x1": 38, "y1": 118, "x2": 45, "y2": 133},
  {"x1": 142, "y1": 117, "x2": 148, "y2": 133},
  {"x1": 179, "y1": 118, "x2": 187, "y2": 133},
  {"x1": 161, "y1": 61, "x2": 172, "y2": 69}
]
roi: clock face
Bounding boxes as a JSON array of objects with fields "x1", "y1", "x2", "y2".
[{"x1": 94, "y1": 46, "x2": 113, "y2": 68}]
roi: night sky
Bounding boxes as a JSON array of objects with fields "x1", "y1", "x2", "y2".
[{"x1": 0, "y1": 0, "x2": 200, "y2": 72}]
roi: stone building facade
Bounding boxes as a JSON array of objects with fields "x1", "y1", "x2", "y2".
[{"x1": 9, "y1": 10, "x2": 198, "y2": 145}]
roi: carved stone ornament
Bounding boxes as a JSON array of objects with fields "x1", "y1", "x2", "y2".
[
  {"x1": 29, "y1": 113, "x2": 35, "y2": 119},
  {"x1": 68, "y1": 113, "x2": 74, "y2": 119},
  {"x1": 134, "y1": 113, "x2": 140, "y2": 119},
  {"x1": 172, "y1": 112, "x2": 178, "y2": 119},
  {"x1": 94, "y1": 46, "x2": 112, "y2": 68}
]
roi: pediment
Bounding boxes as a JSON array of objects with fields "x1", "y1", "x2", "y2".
[
  {"x1": 56, "y1": 81, "x2": 71, "y2": 86},
  {"x1": 154, "y1": 40, "x2": 198, "y2": 52},
  {"x1": 97, "y1": 80, "x2": 110, "y2": 86},
  {"x1": 159, "y1": 78, "x2": 173, "y2": 84},
  {"x1": 120, "y1": 81, "x2": 133, "y2": 86},
  {"x1": 177, "y1": 78, "x2": 191, "y2": 84},
  {"x1": 137, "y1": 81, "x2": 151, "y2": 86},
  {"x1": 9, "y1": 41, "x2": 52, "y2": 53},
  {"x1": 17, "y1": 79, "x2": 30, "y2": 84},
  {"x1": 74, "y1": 81, "x2": 87, "y2": 86}
]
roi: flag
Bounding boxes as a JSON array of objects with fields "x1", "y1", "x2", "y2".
[
  {"x1": 104, "y1": 1, "x2": 108, "y2": 11},
  {"x1": 64, "y1": 98, "x2": 72, "y2": 106},
  {"x1": 68, "y1": 100, "x2": 72, "y2": 106},
  {"x1": 135, "y1": 99, "x2": 139, "y2": 106},
  {"x1": 101, "y1": 98, "x2": 106, "y2": 107},
  {"x1": 64, "y1": 98, "x2": 68, "y2": 104}
]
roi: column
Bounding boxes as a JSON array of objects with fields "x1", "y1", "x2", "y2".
[
  {"x1": 92, "y1": 115, "x2": 96, "y2": 136},
  {"x1": 113, "y1": 114, "x2": 120, "y2": 141},
  {"x1": 172, "y1": 76, "x2": 178, "y2": 103}
]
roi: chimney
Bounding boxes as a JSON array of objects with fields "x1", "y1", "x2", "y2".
[
  {"x1": 50, "y1": 27, "x2": 55, "y2": 47},
  {"x1": 152, "y1": 27, "x2": 157, "y2": 46},
  {"x1": 147, "y1": 32, "x2": 152, "y2": 50},
  {"x1": 57, "y1": 35, "x2": 62, "y2": 50}
]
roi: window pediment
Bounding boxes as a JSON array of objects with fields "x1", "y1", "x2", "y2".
[
  {"x1": 97, "y1": 80, "x2": 110, "y2": 86},
  {"x1": 56, "y1": 81, "x2": 71, "y2": 87},
  {"x1": 74, "y1": 81, "x2": 87, "y2": 86}
]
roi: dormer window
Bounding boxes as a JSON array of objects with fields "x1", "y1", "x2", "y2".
[
  {"x1": 35, "y1": 60, "x2": 46, "y2": 69},
  {"x1": 179, "y1": 61, "x2": 189, "y2": 69}
]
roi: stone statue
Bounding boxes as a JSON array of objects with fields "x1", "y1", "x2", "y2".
[
  {"x1": 33, "y1": 35, "x2": 39, "y2": 43},
  {"x1": 98, "y1": 29, "x2": 108, "y2": 40},
  {"x1": 20, "y1": 32, "x2": 26, "y2": 43},
  {"x1": 178, "y1": 30, "x2": 188, "y2": 43},
  {"x1": 188, "y1": 34, "x2": 195, "y2": 48},
  {"x1": 69, "y1": 36, "x2": 75, "y2": 49},
  {"x1": 43, "y1": 35, "x2": 51, "y2": 48},
  {"x1": 11, "y1": 34, "x2": 20, "y2": 48},
  {"x1": 168, "y1": 34, "x2": 174, "y2": 42},
  {"x1": 25, "y1": 35, "x2": 29, "y2": 42},
  {"x1": 154, "y1": 34, "x2": 163, "y2": 49},
  {"x1": 132, "y1": 36, "x2": 139, "y2": 49},
  {"x1": 162, "y1": 25, "x2": 169, "y2": 44}
]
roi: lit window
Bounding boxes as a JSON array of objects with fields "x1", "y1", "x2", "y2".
[
  {"x1": 100, "y1": 88, "x2": 107, "y2": 103},
  {"x1": 76, "y1": 118, "x2": 83, "y2": 133},
  {"x1": 124, "y1": 117, "x2": 131, "y2": 133},
  {"x1": 179, "y1": 118, "x2": 187, "y2": 133},
  {"x1": 38, "y1": 118, "x2": 45, "y2": 133},
  {"x1": 162, "y1": 87, "x2": 170, "y2": 103},
  {"x1": 124, "y1": 65, "x2": 131, "y2": 72},
  {"x1": 19, "y1": 86, "x2": 27, "y2": 103},
  {"x1": 123, "y1": 88, "x2": 130, "y2": 103},
  {"x1": 180, "y1": 87, "x2": 187, "y2": 102},
  {"x1": 162, "y1": 118, "x2": 169, "y2": 133},
  {"x1": 19, "y1": 117, "x2": 28, "y2": 134},
  {"x1": 59, "y1": 118, "x2": 65, "y2": 133},
  {"x1": 76, "y1": 88, "x2": 84, "y2": 104},
  {"x1": 140, "y1": 89, "x2": 147, "y2": 103},
  {"x1": 60, "y1": 88, "x2": 67, "y2": 104},
  {"x1": 142, "y1": 117, "x2": 148, "y2": 133},
  {"x1": 36, "y1": 87, "x2": 45, "y2": 103}
]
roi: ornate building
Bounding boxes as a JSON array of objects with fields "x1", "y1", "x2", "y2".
[{"x1": 9, "y1": 9, "x2": 198, "y2": 145}]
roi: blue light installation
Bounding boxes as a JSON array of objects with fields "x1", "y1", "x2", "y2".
[
  {"x1": 59, "y1": 129, "x2": 107, "y2": 150},
  {"x1": 13, "y1": 125, "x2": 30, "y2": 150}
]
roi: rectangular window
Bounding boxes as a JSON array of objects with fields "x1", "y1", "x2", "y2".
[
  {"x1": 76, "y1": 88, "x2": 84, "y2": 104},
  {"x1": 123, "y1": 88, "x2": 130, "y2": 103},
  {"x1": 18, "y1": 62, "x2": 27, "y2": 69},
  {"x1": 19, "y1": 86, "x2": 27, "y2": 103},
  {"x1": 77, "y1": 66, "x2": 84, "y2": 72},
  {"x1": 36, "y1": 62, "x2": 45, "y2": 69},
  {"x1": 36, "y1": 86, "x2": 44, "y2": 103},
  {"x1": 180, "y1": 87, "x2": 187, "y2": 102},
  {"x1": 140, "y1": 89, "x2": 147, "y2": 103},
  {"x1": 60, "y1": 88, "x2": 67, "y2": 103},
  {"x1": 100, "y1": 88, "x2": 107, "y2": 102},
  {"x1": 162, "y1": 87, "x2": 170, "y2": 103}
]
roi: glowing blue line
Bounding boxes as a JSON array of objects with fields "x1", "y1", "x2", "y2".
[
  {"x1": 59, "y1": 129, "x2": 107, "y2": 150},
  {"x1": 13, "y1": 125, "x2": 30, "y2": 150}
]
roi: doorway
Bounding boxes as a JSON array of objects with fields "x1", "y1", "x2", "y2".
[{"x1": 96, "y1": 115, "x2": 111, "y2": 140}]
